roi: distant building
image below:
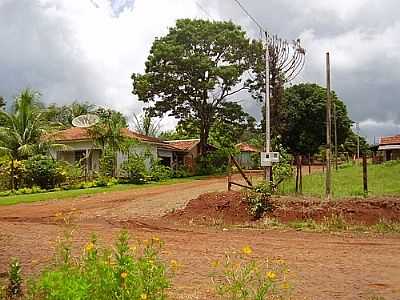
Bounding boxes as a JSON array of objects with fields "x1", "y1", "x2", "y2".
[
  {"x1": 165, "y1": 139, "x2": 216, "y2": 173},
  {"x1": 235, "y1": 143, "x2": 260, "y2": 169},
  {"x1": 378, "y1": 134, "x2": 400, "y2": 161}
]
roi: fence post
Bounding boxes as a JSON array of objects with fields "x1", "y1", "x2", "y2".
[
  {"x1": 363, "y1": 154, "x2": 368, "y2": 197},
  {"x1": 228, "y1": 155, "x2": 232, "y2": 191}
]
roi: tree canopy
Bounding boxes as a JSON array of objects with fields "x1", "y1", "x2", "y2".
[
  {"x1": 282, "y1": 83, "x2": 352, "y2": 156},
  {"x1": 132, "y1": 19, "x2": 257, "y2": 154},
  {"x1": 0, "y1": 96, "x2": 5, "y2": 110}
]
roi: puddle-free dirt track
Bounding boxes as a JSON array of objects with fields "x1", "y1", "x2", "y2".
[{"x1": 0, "y1": 176, "x2": 399, "y2": 300}]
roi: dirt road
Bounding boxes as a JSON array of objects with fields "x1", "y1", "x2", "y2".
[{"x1": 0, "y1": 176, "x2": 399, "y2": 300}]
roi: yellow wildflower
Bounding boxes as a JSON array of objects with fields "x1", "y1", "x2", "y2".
[
  {"x1": 140, "y1": 293, "x2": 148, "y2": 300},
  {"x1": 170, "y1": 259, "x2": 179, "y2": 270},
  {"x1": 120, "y1": 272, "x2": 128, "y2": 279},
  {"x1": 242, "y1": 245, "x2": 253, "y2": 255},
  {"x1": 211, "y1": 260, "x2": 220, "y2": 268},
  {"x1": 266, "y1": 271, "x2": 276, "y2": 281},
  {"x1": 281, "y1": 282, "x2": 290, "y2": 289},
  {"x1": 85, "y1": 242, "x2": 94, "y2": 252},
  {"x1": 152, "y1": 236, "x2": 160, "y2": 242}
]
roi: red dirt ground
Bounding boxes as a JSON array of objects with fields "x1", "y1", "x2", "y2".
[
  {"x1": 166, "y1": 191, "x2": 400, "y2": 226},
  {"x1": 0, "y1": 177, "x2": 400, "y2": 299},
  {"x1": 164, "y1": 191, "x2": 254, "y2": 225}
]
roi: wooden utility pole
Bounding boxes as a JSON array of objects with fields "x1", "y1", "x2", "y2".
[
  {"x1": 363, "y1": 154, "x2": 368, "y2": 197},
  {"x1": 325, "y1": 52, "x2": 332, "y2": 200},
  {"x1": 333, "y1": 100, "x2": 338, "y2": 170}
]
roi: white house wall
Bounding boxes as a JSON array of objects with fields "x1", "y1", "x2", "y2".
[{"x1": 116, "y1": 143, "x2": 158, "y2": 175}]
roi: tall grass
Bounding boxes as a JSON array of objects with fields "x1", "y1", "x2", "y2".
[{"x1": 279, "y1": 160, "x2": 400, "y2": 199}]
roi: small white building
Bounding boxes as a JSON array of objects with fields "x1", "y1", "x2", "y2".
[{"x1": 48, "y1": 127, "x2": 181, "y2": 176}]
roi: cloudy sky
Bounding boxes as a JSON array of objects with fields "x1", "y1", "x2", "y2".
[{"x1": 1, "y1": 0, "x2": 399, "y2": 142}]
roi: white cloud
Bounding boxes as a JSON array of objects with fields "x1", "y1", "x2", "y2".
[
  {"x1": 0, "y1": 0, "x2": 205, "y2": 130},
  {"x1": 1, "y1": 0, "x2": 400, "y2": 138}
]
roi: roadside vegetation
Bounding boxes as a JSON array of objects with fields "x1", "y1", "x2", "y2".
[
  {"x1": 279, "y1": 160, "x2": 400, "y2": 198},
  {"x1": 261, "y1": 215, "x2": 400, "y2": 235},
  {"x1": 0, "y1": 232, "x2": 292, "y2": 300}
]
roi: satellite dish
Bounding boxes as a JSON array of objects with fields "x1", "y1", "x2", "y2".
[{"x1": 72, "y1": 114, "x2": 100, "y2": 128}]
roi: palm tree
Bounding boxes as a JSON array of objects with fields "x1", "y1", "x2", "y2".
[
  {"x1": 0, "y1": 89, "x2": 66, "y2": 190},
  {"x1": 0, "y1": 90, "x2": 44, "y2": 189},
  {"x1": 89, "y1": 110, "x2": 130, "y2": 177}
]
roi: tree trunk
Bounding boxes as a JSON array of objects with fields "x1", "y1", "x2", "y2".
[
  {"x1": 199, "y1": 122, "x2": 210, "y2": 156},
  {"x1": 10, "y1": 158, "x2": 15, "y2": 191}
]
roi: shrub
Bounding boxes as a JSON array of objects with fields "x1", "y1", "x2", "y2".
[
  {"x1": 6, "y1": 259, "x2": 23, "y2": 299},
  {"x1": 23, "y1": 155, "x2": 66, "y2": 190},
  {"x1": 149, "y1": 158, "x2": 172, "y2": 181},
  {"x1": 271, "y1": 147, "x2": 293, "y2": 191},
  {"x1": 27, "y1": 232, "x2": 170, "y2": 300},
  {"x1": 0, "y1": 160, "x2": 26, "y2": 190},
  {"x1": 172, "y1": 166, "x2": 190, "y2": 178},
  {"x1": 99, "y1": 149, "x2": 115, "y2": 178},
  {"x1": 196, "y1": 150, "x2": 229, "y2": 175},
  {"x1": 121, "y1": 154, "x2": 149, "y2": 184},
  {"x1": 245, "y1": 181, "x2": 273, "y2": 219},
  {"x1": 210, "y1": 246, "x2": 292, "y2": 300}
]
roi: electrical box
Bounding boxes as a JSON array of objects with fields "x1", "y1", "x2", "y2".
[{"x1": 260, "y1": 152, "x2": 280, "y2": 167}]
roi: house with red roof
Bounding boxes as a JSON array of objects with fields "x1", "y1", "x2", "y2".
[
  {"x1": 48, "y1": 127, "x2": 192, "y2": 176},
  {"x1": 165, "y1": 139, "x2": 216, "y2": 172},
  {"x1": 378, "y1": 134, "x2": 400, "y2": 161},
  {"x1": 235, "y1": 143, "x2": 260, "y2": 169}
]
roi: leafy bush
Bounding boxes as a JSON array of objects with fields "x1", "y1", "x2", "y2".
[
  {"x1": 172, "y1": 166, "x2": 190, "y2": 178},
  {"x1": 271, "y1": 147, "x2": 293, "y2": 191},
  {"x1": 210, "y1": 246, "x2": 292, "y2": 299},
  {"x1": 23, "y1": 155, "x2": 66, "y2": 190},
  {"x1": 99, "y1": 149, "x2": 115, "y2": 178},
  {"x1": 149, "y1": 158, "x2": 172, "y2": 181},
  {"x1": 0, "y1": 160, "x2": 26, "y2": 190},
  {"x1": 245, "y1": 181, "x2": 273, "y2": 219},
  {"x1": 121, "y1": 154, "x2": 149, "y2": 184},
  {"x1": 196, "y1": 150, "x2": 229, "y2": 175},
  {"x1": 4, "y1": 259, "x2": 23, "y2": 299},
  {"x1": 27, "y1": 232, "x2": 170, "y2": 300}
]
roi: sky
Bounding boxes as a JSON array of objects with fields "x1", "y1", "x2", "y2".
[{"x1": 0, "y1": 0, "x2": 399, "y2": 142}]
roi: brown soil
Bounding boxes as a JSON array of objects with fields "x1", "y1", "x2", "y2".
[
  {"x1": 0, "y1": 178, "x2": 400, "y2": 299},
  {"x1": 164, "y1": 191, "x2": 253, "y2": 225},
  {"x1": 271, "y1": 196, "x2": 400, "y2": 225},
  {"x1": 166, "y1": 191, "x2": 400, "y2": 226}
]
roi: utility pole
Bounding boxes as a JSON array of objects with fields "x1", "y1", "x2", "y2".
[
  {"x1": 356, "y1": 122, "x2": 360, "y2": 160},
  {"x1": 325, "y1": 52, "x2": 332, "y2": 200},
  {"x1": 265, "y1": 32, "x2": 272, "y2": 182},
  {"x1": 333, "y1": 99, "x2": 338, "y2": 171}
]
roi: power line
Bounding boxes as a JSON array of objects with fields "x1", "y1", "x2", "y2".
[
  {"x1": 232, "y1": 0, "x2": 265, "y2": 32},
  {"x1": 195, "y1": 0, "x2": 214, "y2": 20}
]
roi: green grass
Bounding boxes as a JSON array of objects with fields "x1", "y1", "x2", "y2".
[
  {"x1": 279, "y1": 160, "x2": 400, "y2": 199},
  {"x1": 260, "y1": 216, "x2": 400, "y2": 234},
  {"x1": 0, "y1": 176, "x2": 208, "y2": 206}
]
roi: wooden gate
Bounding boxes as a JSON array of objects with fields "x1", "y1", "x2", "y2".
[{"x1": 227, "y1": 154, "x2": 253, "y2": 190}]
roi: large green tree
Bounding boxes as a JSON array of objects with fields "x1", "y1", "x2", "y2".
[
  {"x1": 282, "y1": 83, "x2": 352, "y2": 192},
  {"x1": 132, "y1": 19, "x2": 257, "y2": 154}
]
